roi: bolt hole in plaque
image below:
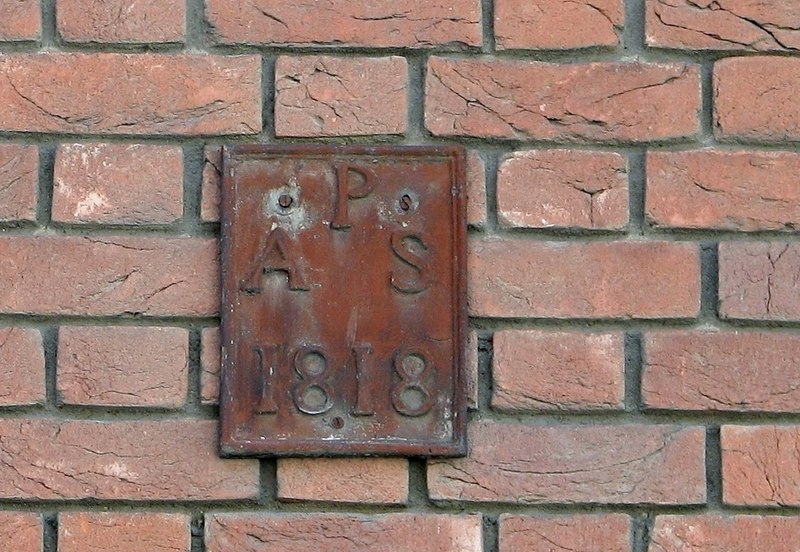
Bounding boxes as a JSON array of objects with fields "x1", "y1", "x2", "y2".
[{"x1": 219, "y1": 145, "x2": 467, "y2": 457}]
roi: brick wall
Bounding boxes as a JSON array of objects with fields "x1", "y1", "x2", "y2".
[{"x1": 1, "y1": 1, "x2": 799, "y2": 551}]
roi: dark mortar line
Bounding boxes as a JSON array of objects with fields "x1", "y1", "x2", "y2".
[
  {"x1": 632, "y1": 512, "x2": 654, "y2": 552},
  {"x1": 259, "y1": 459, "x2": 278, "y2": 507},
  {"x1": 42, "y1": 327, "x2": 59, "y2": 411},
  {"x1": 483, "y1": 150, "x2": 501, "y2": 234},
  {"x1": 0, "y1": 314, "x2": 219, "y2": 328},
  {"x1": 483, "y1": 513, "x2": 500, "y2": 552},
  {"x1": 43, "y1": 511, "x2": 58, "y2": 552},
  {"x1": 190, "y1": 512, "x2": 206, "y2": 552},
  {"x1": 481, "y1": 0, "x2": 496, "y2": 53},
  {"x1": 186, "y1": 328, "x2": 203, "y2": 413},
  {"x1": 40, "y1": 0, "x2": 57, "y2": 49},
  {"x1": 181, "y1": 142, "x2": 205, "y2": 235},
  {"x1": 700, "y1": 242, "x2": 720, "y2": 322},
  {"x1": 405, "y1": 53, "x2": 426, "y2": 143},
  {"x1": 261, "y1": 55, "x2": 276, "y2": 141},
  {"x1": 623, "y1": 0, "x2": 646, "y2": 54},
  {"x1": 407, "y1": 458, "x2": 433, "y2": 508},
  {"x1": 624, "y1": 332, "x2": 644, "y2": 413},
  {"x1": 705, "y1": 426, "x2": 723, "y2": 508},
  {"x1": 476, "y1": 333, "x2": 494, "y2": 412},
  {"x1": 628, "y1": 149, "x2": 646, "y2": 235},
  {"x1": 35, "y1": 143, "x2": 56, "y2": 226},
  {"x1": 700, "y1": 61, "x2": 715, "y2": 140},
  {"x1": 185, "y1": 0, "x2": 208, "y2": 51}
]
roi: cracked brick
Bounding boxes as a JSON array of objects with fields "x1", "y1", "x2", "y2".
[
  {"x1": 644, "y1": 330, "x2": 800, "y2": 412},
  {"x1": 719, "y1": 242, "x2": 800, "y2": 321},
  {"x1": 275, "y1": 56, "x2": 407, "y2": 137},
  {"x1": 468, "y1": 239, "x2": 700, "y2": 318},
  {"x1": 497, "y1": 149, "x2": 628, "y2": 230},
  {"x1": 57, "y1": 326, "x2": 189, "y2": 408},
  {"x1": 277, "y1": 458, "x2": 409, "y2": 504},
  {"x1": 0, "y1": 327, "x2": 44, "y2": 406},
  {"x1": 205, "y1": 0, "x2": 481, "y2": 47},
  {"x1": 0, "y1": 512, "x2": 41, "y2": 552},
  {"x1": 499, "y1": 514, "x2": 630, "y2": 552},
  {"x1": 0, "y1": 0, "x2": 39, "y2": 41},
  {"x1": 59, "y1": 512, "x2": 190, "y2": 552},
  {"x1": 647, "y1": 150, "x2": 800, "y2": 231},
  {"x1": 493, "y1": 330, "x2": 625, "y2": 412},
  {"x1": 0, "y1": 144, "x2": 37, "y2": 222},
  {"x1": 427, "y1": 421, "x2": 706, "y2": 504},
  {"x1": 0, "y1": 419, "x2": 259, "y2": 500},
  {"x1": 0, "y1": 53, "x2": 260, "y2": 135},
  {"x1": 651, "y1": 515, "x2": 800, "y2": 552},
  {"x1": 425, "y1": 57, "x2": 700, "y2": 141},
  {"x1": 647, "y1": 0, "x2": 800, "y2": 51},
  {"x1": 53, "y1": 143, "x2": 183, "y2": 224},
  {"x1": 722, "y1": 425, "x2": 800, "y2": 506},
  {"x1": 715, "y1": 57, "x2": 800, "y2": 142},
  {"x1": 0, "y1": 236, "x2": 218, "y2": 316},
  {"x1": 205, "y1": 513, "x2": 482, "y2": 552},
  {"x1": 57, "y1": 0, "x2": 184, "y2": 43},
  {"x1": 496, "y1": 0, "x2": 623, "y2": 49}
]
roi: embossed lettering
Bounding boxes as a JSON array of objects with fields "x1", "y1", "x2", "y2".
[
  {"x1": 291, "y1": 346, "x2": 334, "y2": 415},
  {"x1": 331, "y1": 164, "x2": 376, "y2": 229},
  {"x1": 390, "y1": 231, "x2": 431, "y2": 293},
  {"x1": 241, "y1": 227, "x2": 309, "y2": 292},
  {"x1": 391, "y1": 348, "x2": 435, "y2": 417}
]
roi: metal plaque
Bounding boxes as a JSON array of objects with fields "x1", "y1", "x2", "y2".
[{"x1": 219, "y1": 145, "x2": 467, "y2": 457}]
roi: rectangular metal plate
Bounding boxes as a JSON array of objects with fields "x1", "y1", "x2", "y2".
[{"x1": 219, "y1": 145, "x2": 467, "y2": 457}]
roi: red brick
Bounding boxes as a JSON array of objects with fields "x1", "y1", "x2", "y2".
[
  {"x1": 57, "y1": 0, "x2": 184, "y2": 43},
  {"x1": 496, "y1": 0, "x2": 622, "y2": 49},
  {"x1": 647, "y1": 0, "x2": 800, "y2": 51},
  {"x1": 0, "y1": 419, "x2": 258, "y2": 500},
  {"x1": 201, "y1": 146, "x2": 222, "y2": 222},
  {"x1": 719, "y1": 242, "x2": 800, "y2": 321},
  {"x1": 277, "y1": 458, "x2": 409, "y2": 504},
  {"x1": 205, "y1": 0, "x2": 482, "y2": 47},
  {"x1": 493, "y1": 330, "x2": 624, "y2": 411},
  {"x1": 428, "y1": 421, "x2": 706, "y2": 504},
  {"x1": 59, "y1": 512, "x2": 190, "y2": 552},
  {"x1": 0, "y1": 327, "x2": 44, "y2": 406},
  {"x1": 497, "y1": 150, "x2": 628, "y2": 230},
  {"x1": 275, "y1": 56, "x2": 407, "y2": 137},
  {"x1": 650, "y1": 515, "x2": 800, "y2": 552},
  {"x1": 0, "y1": 236, "x2": 217, "y2": 317},
  {"x1": 58, "y1": 326, "x2": 188, "y2": 408},
  {"x1": 426, "y1": 58, "x2": 700, "y2": 141},
  {"x1": 644, "y1": 331, "x2": 800, "y2": 413},
  {"x1": 0, "y1": 53, "x2": 260, "y2": 135},
  {"x1": 647, "y1": 150, "x2": 800, "y2": 231},
  {"x1": 469, "y1": 239, "x2": 700, "y2": 319},
  {"x1": 53, "y1": 143, "x2": 183, "y2": 224},
  {"x1": 0, "y1": 512, "x2": 41, "y2": 552},
  {"x1": 206, "y1": 513, "x2": 482, "y2": 552},
  {"x1": 200, "y1": 326, "x2": 220, "y2": 405},
  {"x1": 0, "y1": 0, "x2": 39, "y2": 41},
  {"x1": 0, "y1": 144, "x2": 38, "y2": 222},
  {"x1": 499, "y1": 514, "x2": 631, "y2": 552},
  {"x1": 722, "y1": 425, "x2": 800, "y2": 506},
  {"x1": 715, "y1": 57, "x2": 800, "y2": 142}
]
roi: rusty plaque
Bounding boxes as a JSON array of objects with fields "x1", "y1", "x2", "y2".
[{"x1": 219, "y1": 145, "x2": 467, "y2": 457}]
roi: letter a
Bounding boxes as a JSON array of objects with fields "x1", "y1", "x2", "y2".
[{"x1": 240, "y1": 228, "x2": 309, "y2": 292}]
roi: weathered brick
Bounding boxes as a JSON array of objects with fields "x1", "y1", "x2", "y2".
[
  {"x1": 428, "y1": 421, "x2": 706, "y2": 504},
  {"x1": 57, "y1": 0, "x2": 184, "y2": 43},
  {"x1": 58, "y1": 326, "x2": 188, "y2": 408},
  {"x1": 0, "y1": 144, "x2": 38, "y2": 222},
  {"x1": 0, "y1": 419, "x2": 258, "y2": 500},
  {"x1": 650, "y1": 515, "x2": 800, "y2": 552},
  {"x1": 469, "y1": 239, "x2": 700, "y2": 319},
  {"x1": 715, "y1": 57, "x2": 800, "y2": 142},
  {"x1": 722, "y1": 425, "x2": 800, "y2": 506},
  {"x1": 59, "y1": 512, "x2": 191, "y2": 552},
  {"x1": 201, "y1": 146, "x2": 222, "y2": 222},
  {"x1": 0, "y1": 236, "x2": 218, "y2": 317},
  {"x1": 205, "y1": 0, "x2": 482, "y2": 47},
  {"x1": 497, "y1": 150, "x2": 628, "y2": 230},
  {"x1": 53, "y1": 143, "x2": 183, "y2": 224},
  {"x1": 493, "y1": 330, "x2": 624, "y2": 411},
  {"x1": 496, "y1": 0, "x2": 622, "y2": 49},
  {"x1": 278, "y1": 458, "x2": 409, "y2": 504},
  {"x1": 465, "y1": 329, "x2": 479, "y2": 410},
  {"x1": 0, "y1": 512, "x2": 41, "y2": 552},
  {"x1": 719, "y1": 242, "x2": 800, "y2": 321},
  {"x1": 0, "y1": 327, "x2": 45, "y2": 406},
  {"x1": 644, "y1": 331, "x2": 800, "y2": 413},
  {"x1": 426, "y1": 58, "x2": 700, "y2": 141},
  {"x1": 647, "y1": 150, "x2": 800, "y2": 231},
  {"x1": 206, "y1": 513, "x2": 482, "y2": 552},
  {"x1": 0, "y1": 0, "x2": 39, "y2": 41},
  {"x1": 500, "y1": 514, "x2": 631, "y2": 552},
  {"x1": 0, "y1": 53, "x2": 260, "y2": 135},
  {"x1": 647, "y1": 0, "x2": 800, "y2": 51},
  {"x1": 200, "y1": 326, "x2": 221, "y2": 405},
  {"x1": 275, "y1": 56, "x2": 407, "y2": 137}
]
